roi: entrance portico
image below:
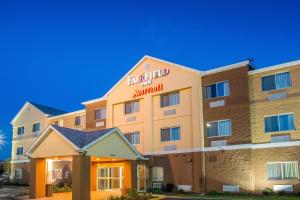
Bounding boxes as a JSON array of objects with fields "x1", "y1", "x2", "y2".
[{"x1": 26, "y1": 125, "x2": 147, "y2": 200}]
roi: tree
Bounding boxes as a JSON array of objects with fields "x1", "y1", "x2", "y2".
[{"x1": 0, "y1": 133, "x2": 4, "y2": 147}]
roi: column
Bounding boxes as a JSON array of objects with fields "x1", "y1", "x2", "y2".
[
  {"x1": 29, "y1": 158, "x2": 46, "y2": 199},
  {"x1": 72, "y1": 155, "x2": 91, "y2": 200}
]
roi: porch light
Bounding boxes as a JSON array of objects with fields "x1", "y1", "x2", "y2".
[
  {"x1": 96, "y1": 158, "x2": 100, "y2": 161},
  {"x1": 112, "y1": 158, "x2": 116, "y2": 161}
]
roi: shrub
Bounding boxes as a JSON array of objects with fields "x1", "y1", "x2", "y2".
[
  {"x1": 207, "y1": 190, "x2": 219, "y2": 196},
  {"x1": 153, "y1": 188, "x2": 163, "y2": 194},
  {"x1": 278, "y1": 190, "x2": 288, "y2": 196},
  {"x1": 223, "y1": 191, "x2": 232, "y2": 196},
  {"x1": 146, "y1": 187, "x2": 153, "y2": 193},
  {"x1": 262, "y1": 188, "x2": 273, "y2": 195},
  {"x1": 163, "y1": 183, "x2": 174, "y2": 193}
]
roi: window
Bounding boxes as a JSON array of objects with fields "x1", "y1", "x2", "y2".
[
  {"x1": 95, "y1": 108, "x2": 106, "y2": 120},
  {"x1": 161, "y1": 127, "x2": 180, "y2": 142},
  {"x1": 271, "y1": 135, "x2": 290, "y2": 143},
  {"x1": 207, "y1": 120, "x2": 231, "y2": 137},
  {"x1": 17, "y1": 126, "x2": 24, "y2": 135},
  {"x1": 125, "y1": 132, "x2": 140, "y2": 144},
  {"x1": 152, "y1": 167, "x2": 164, "y2": 181},
  {"x1": 160, "y1": 92, "x2": 180, "y2": 107},
  {"x1": 16, "y1": 147, "x2": 24, "y2": 156},
  {"x1": 52, "y1": 169, "x2": 62, "y2": 179},
  {"x1": 74, "y1": 116, "x2": 81, "y2": 126},
  {"x1": 267, "y1": 162, "x2": 299, "y2": 180},
  {"x1": 262, "y1": 72, "x2": 291, "y2": 91},
  {"x1": 98, "y1": 167, "x2": 123, "y2": 190},
  {"x1": 32, "y1": 123, "x2": 40, "y2": 132},
  {"x1": 15, "y1": 169, "x2": 22, "y2": 179},
  {"x1": 264, "y1": 114, "x2": 295, "y2": 133},
  {"x1": 205, "y1": 81, "x2": 230, "y2": 99},
  {"x1": 125, "y1": 101, "x2": 139, "y2": 114}
]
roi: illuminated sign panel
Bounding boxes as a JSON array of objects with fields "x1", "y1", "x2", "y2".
[
  {"x1": 127, "y1": 68, "x2": 170, "y2": 87},
  {"x1": 128, "y1": 68, "x2": 169, "y2": 98}
]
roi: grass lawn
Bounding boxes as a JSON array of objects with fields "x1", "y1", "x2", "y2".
[{"x1": 162, "y1": 193, "x2": 300, "y2": 200}]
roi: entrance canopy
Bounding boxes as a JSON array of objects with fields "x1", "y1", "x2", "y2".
[{"x1": 26, "y1": 125, "x2": 146, "y2": 160}]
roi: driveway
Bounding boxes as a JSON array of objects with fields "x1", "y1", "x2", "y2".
[{"x1": 0, "y1": 185, "x2": 29, "y2": 200}]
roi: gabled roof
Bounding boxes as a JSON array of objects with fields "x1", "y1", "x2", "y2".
[
  {"x1": 52, "y1": 125, "x2": 115, "y2": 148},
  {"x1": 26, "y1": 125, "x2": 146, "y2": 160},
  {"x1": 11, "y1": 101, "x2": 67, "y2": 124},
  {"x1": 82, "y1": 55, "x2": 202, "y2": 105},
  {"x1": 29, "y1": 102, "x2": 67, "y2": 116}
]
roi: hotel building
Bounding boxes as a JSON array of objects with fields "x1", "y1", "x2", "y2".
[{"x1": 10, "y1": 56, "x2": 300, "y2": 199}]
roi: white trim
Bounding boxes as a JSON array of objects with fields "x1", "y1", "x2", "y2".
[
  {"x1": 11, "y1": 159, "x2": 30, "y2": 164},
  {"x1": 48, "y1": 109, "x2": 85, "y2": 120},
  {"x1": 203, "y1": 61, "x2": 250, "y2": 76},
  {"x1": 144, "y1": 141, "x2": 300, "y2": 155},
  {"x1": 81, "y1": 128, "x2": 147, "y2": 160},
  {"x1": 249, "y1": 60, "x2": 300, "y2": 75},
  {"x1": 82, "y1": 55, "x2": 202, "y2": 105},
  {"x1": 11, "y1": 102, "x2": 44, "y2": 124},
  {"x1": 25, "y1": 125, "x2": 80, "y2": 156}
]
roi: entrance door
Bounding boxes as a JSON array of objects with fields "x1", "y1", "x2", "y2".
[
  {"x1": 137, "y1": 165, "x2": 146, "y2": 192},
  {"x1": 97, "y1": 167, "x2": 123, "y2": 191}
]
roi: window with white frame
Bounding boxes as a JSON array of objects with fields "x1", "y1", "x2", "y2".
[
  {"x1": 205, "y1": 81, "x2": 230, "y2": 99},
  {"x1": 125, "y1": 101, "x2": 139, "y2": 114},
  {"x1": 52, "y1": 169, "x2": 62, "y2": 179},
  {"x1": 264, "y1": 113, "x2": 295, "y2": 133},
  {"x1": 16, "y1": 147, "x2": 24, "y2": 156},
  {"x1": 161, "y1": 127, "x2": 180, "y2": 142},
  {"x1": 17, "y1": 126, "x2": 24, "y2": 135},
  {"x1": 160, "y1": 92, "x2": 180, "y2": 107},
  {"x1": 267, "y1": 162, "x2": 299, "y2": 180},
  {"x1": 74, "y1": 116, "x2": 81, "y2": 126},
  {"x1": 262, "y1": 72, "x2": 291, "y2": 92},
  {"x1": 152, "y1": 167, "x2": 164, "y2": 181},
  {"x1": 125, "y1": 132, "x2": 140, "y2": 144},
  {"x1": 207, "y1": 120, "x2": 232, "y2": 137},
  {"x1": 15, "y1": 169, "x2": 22, "y2": 179},
  {"x1": 95, "y1": 108, "x2": 106, "y2": 120},
  {"x1": 32, "y1": 123, "x2": 40, "y2": 132}
]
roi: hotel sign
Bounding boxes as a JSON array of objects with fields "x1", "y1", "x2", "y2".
[
  {"x1": 128, "y1": 68, "x2": 169, "y2": 98},
  {"x1": 127, "y1": 68, "x2": 170, "y2": 87}
]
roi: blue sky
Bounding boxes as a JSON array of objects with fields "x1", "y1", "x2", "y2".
[{"x1": 0, "y1": 0, "x2": 300, "y2": 160}]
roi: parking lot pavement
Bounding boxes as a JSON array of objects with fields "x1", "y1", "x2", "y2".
[{"x1": 0, "y1": 185, "x2": 29, "y2": 200}]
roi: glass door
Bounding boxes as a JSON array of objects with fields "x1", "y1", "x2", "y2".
[
  {"x1": 97, "y1": 167, "x2": 123, "y2": 191},
  {"x1": 137, "y1": 165, "x2": 146, "y2": 192}
]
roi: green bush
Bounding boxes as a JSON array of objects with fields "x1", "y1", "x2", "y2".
[
  {"x1": 153, "y1": 188, "x2": 163, "y2": 194},
  {"x1": 207, "y1": 190, "x2": 219, "y2": 196},
  {"x1": 223, "y1": 191, "x2": 232, "y2": 196},
  {"x1": 52, "y1": 185, "x2": 72, "y2": 193},
  {"x1": 146, "y1": 187, "x2": 153, "y2": 193},
  {"x1": 262, "y1": 188, "x2": 273, "y2": 195},
  {"x1": 278, "y1": 190, "x2": 288, "y2": 196}
]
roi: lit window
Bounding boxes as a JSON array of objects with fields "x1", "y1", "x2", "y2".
[
  {"x1": 161, "y1": 92, "x2": 180, "y2": 107},
  {"x1": 74, "y1": 116, "x2": 81, "y2": 126},
  {"x1": 125, "y1": 101, "x2": 139, "y2": 114},
  {"x1": 125, "y1": 132, "x2": 140, "y2": 144},
  {"x1": 262, "y1": 72, "x2": 291, "y2": 91},
  {"x1": 207, "y1": 120, "x2": 231, "y2": 137},
  {"x1": 16, "y1": 147, "x2": 24, "y2": 156},
  {"x1": 52, "y1": 169, "x2": 62, "y2": 179},
  {"x1": 267, "y1": 162, "x2": 299, "y2": 180},
  {"x1": 205, "y1": 81, "x2": 230, "y2": 99},
  {"x1": 161, "y1": 127, "x2": 180, "y2": 142},
  {"x1": 264, "y1": 114, "x2": 295, "y2": 133},
  {"x1": 32, "y1": 123, "x2": 40, "y2": 132},
  {"x1": 17, "y1": 126, "x2": 24, "y2": 135},
  {"x1": 152, "y1": 167, "x2": 164, "y2": 181},
  {"x1": 95, "y1": 108, "x2": 106, "y2": 120}
]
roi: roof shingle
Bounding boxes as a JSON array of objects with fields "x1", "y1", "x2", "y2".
[
  {"x1": 51, "y1": 125, "x2": 115, "y2": 148},
  {"x1": 29, "y1": 101, "x2": 67, "y2": 116}
]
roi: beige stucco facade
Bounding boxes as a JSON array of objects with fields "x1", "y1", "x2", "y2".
[{"x1": 10, "y1": 56, "x2": 300, "y2": 195}]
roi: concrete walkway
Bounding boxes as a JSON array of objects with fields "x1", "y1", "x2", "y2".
[{"x1": 0, "y1": 185, "x2": 29, "y2": 199}]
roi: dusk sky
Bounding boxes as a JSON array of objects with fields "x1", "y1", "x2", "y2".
[{"x1": 0, "y1": 0, "x2": 300, "y2": 160}]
